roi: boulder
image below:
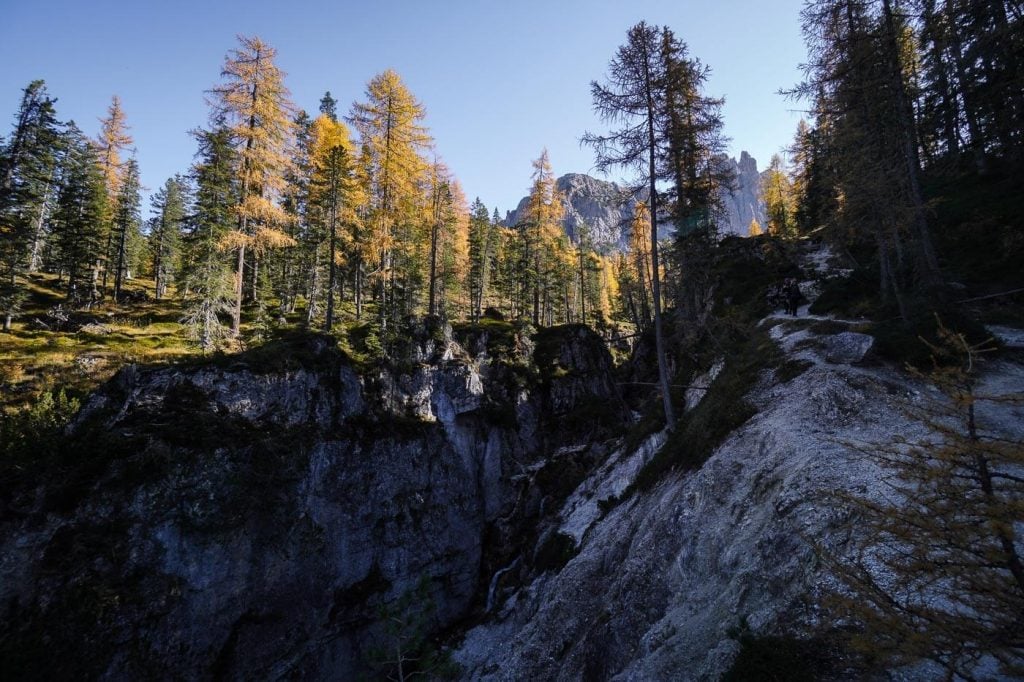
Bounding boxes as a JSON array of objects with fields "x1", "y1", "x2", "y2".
[{"x1": 824, "y1": 331, "x2": 875, "y2": 364}]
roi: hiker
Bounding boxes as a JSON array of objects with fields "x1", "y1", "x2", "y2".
[{"x1": 785, "y1": 278, "x2": 801, "y2": 316}]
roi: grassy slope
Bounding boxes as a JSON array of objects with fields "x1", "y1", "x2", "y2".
[{"x1": 0, "y1": 275, "x2": 198, "y2": 412}]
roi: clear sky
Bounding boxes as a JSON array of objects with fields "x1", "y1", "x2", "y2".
[{"x1": 0, "y1": 0, "x2": 809, "y2": 215}]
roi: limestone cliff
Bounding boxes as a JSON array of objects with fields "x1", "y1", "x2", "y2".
[
  {"x1": 503, "y1": 153, "x2": 766, "y2": 248},
  {"x1": 0, "y1": 324, "x2": 628, "y2": 680}
]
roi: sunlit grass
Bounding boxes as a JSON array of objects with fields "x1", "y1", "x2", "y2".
[{"x1": 0, "y1": 273, "x2": 199, "y2": 412}]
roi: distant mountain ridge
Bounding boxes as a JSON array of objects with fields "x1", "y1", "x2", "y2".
[{"x1": 502, "y1": 152, "x2": 767, "y2": 250}]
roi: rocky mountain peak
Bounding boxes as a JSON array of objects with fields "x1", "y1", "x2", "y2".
[{"x1": 502, "y1": 152, "x2": 767, "y2": 248}]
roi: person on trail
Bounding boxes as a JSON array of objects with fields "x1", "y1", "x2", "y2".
[{"x1": 785, "y1": 278, "x2": 801, "y2": 316}]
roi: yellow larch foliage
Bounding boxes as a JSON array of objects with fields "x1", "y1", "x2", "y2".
[
  {"x1": 94, "y1": 95, "x2": 133, "y2": 199},
  {"x1": 350, "y1": 69, "x2": 433, "y2": 323},
  {"x1": 629, "y1": 201, "x2": 653, "y2": 323},
  {"x1": 208, "y1": 34, "x2": 297, "y2": 331}
]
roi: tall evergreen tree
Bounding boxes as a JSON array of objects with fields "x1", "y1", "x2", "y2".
[
  {"x1": 466, "y1": 197, "x2": 492, "y2": 322},
  {"x1": 658, "y1": 27, "x2": 730, "y2": 237},
  {"x1": 150, "y1": 175, "x2": 186, "y2": 300},
  {"x1": 51, "y1": 121, "x2": 107, "y2": 302},
  {"x1": 308, "y1": 113, "x2": 358, "y2": 331},
  {"x1": 0, "y1": 80, "x2": 60, "y2": 330},
  {"x1": 797, "y1": 0, "x2": 943, "y2": 317},
  {"x1": 111, "y1": 157, "x2": 141, "y2": 301},
  {"x1": 181, "y1": 125, "x2": 236, "y2": 350}
]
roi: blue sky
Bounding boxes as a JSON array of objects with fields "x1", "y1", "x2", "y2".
[{"x1": 1, "y1": 0, "x2": 809, "y2": 215}]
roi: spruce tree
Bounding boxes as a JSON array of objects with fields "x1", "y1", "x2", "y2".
[
  {"x1": 181, "y1": 125, "x2": 235, "y2": 350},
  {"x1": 150, "y1": 175, "x2": 186, "y2": 300},
  {"x1": 0, "y1": 80, "x2": 60, "y2": 330},
  {"x1": 111, "y1": 157, "x2": 141, "y2": 301},
  {"x1": 467, "y1": 198, "x2": 491, "y2": 322},
  {"x1": 51, "y1": 122, "x2": 107, "y2": 303},
  {"x1": 308, "y1": 113, "x2": 357, "y2": 331}
]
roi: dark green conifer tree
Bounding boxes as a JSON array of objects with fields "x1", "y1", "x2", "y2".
[{"x1": 0, "y1": 80, "x2": 61, "y2": 330}]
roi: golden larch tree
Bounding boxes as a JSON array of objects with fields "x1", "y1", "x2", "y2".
[
  {"x1": 94, "y1": 95, "x2": 133, "y2": 290},
  {"x1": 209, "y1": 34, "x2": 297, "y2": 334},
  {"x1": 522, "y1": 148, "x2": 564, "y2": 325},
  {"x1": 348, "y1": 69, "x2": 432, "y2": 330}
]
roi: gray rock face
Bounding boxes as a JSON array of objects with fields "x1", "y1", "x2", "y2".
[
  {"x1": 716, "y1": 150, "x2": 766, "y2": 237},
  {"x1": 503, "y1": 153, "x2": 765, "y2": 249},
  {"x1": 504, "y1": 173, "x2": 645, "y2": 252},
  {"x1": 454, "y1": 319, "x2": 1024, "y2": 682},
  {"x1": 0, "y1": 327, "x2": 626, "y2": 680}
]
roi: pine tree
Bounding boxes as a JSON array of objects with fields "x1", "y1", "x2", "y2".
[
  {"x1": 280, "y1": 110, "x2": 313, "y2": 322},
  {"x1": 181, "y1": 125, "x2": 235, "y2": 350},
  {"x1": 308, "y1": 113, "x2": 358, "y2": 331},
  {"x1": 659, "y1": 27, "x2": 730, "y2": 237},
  {"x1": 111, "y1": 157, "x2": 141, "y2": 301},
  {"x1": 209, "y1": 34, "x2": 297, "y2": 335},
  {"x1": 467, "y1": 198, "x2": 492, "y2": 322},
  {"x1": 51, "y1": 122, "x2": 107, "y2": 302},
  {"x1": 0, "y1": 80, "x2": 60, "y2": 331},
  {"x1": 319, "y1": 91, "x2": 338, "y2": 121},
  {"x1": 348, "y1": 69, "x2": 432, "y2": 331},
  {"x1": 797, "y1": 0, "x2": 942, "y2": 316},
  {"x1": 426, "y1": 161, "x2": 459, "y2": 318},
  {"x1": 150, "y1": 175, "x2": 186, "y2": 300}
]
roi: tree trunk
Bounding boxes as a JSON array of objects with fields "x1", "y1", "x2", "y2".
[
  {"x1": 306, "y1": 245, "x2": 320, "y2": 326},
  {"x1": 428, "y1": 221, "x2": 439, "y2": 317},
  {"x1": 326, "y1": 194, "x2": 338, "y2": 331},
  {"x1": 232, "y1": 244, "x2": 245, "y2": 335},
  {"x1": 642, "y1": 42, "x2": 675, "y2": 427},
  {"x1": 883, "y1": 0, "x2": 942, "y2": 290}
]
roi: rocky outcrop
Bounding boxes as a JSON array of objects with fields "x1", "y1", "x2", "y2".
[
  {"x1": 716, "y1": 150, "x2": 766, "y2": 237},
  {"x1": 503, "y1": 153, "x2": 765, "y2": 248},
  {"x1": 504, "y1": 173, "x2": 646, "y2": 252},
  {"x1": 0, "y1": 326, "x2": 627, "y2": 680},
  {"x1": 454, "y1": 312, "x2": 1024, "y2": 681}
]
